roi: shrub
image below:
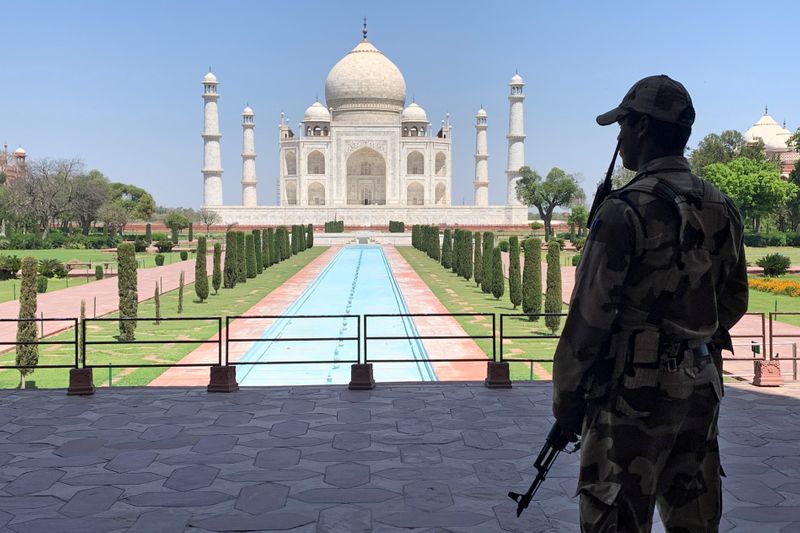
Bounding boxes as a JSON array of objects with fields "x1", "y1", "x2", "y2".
[
  {"x1": 441, "y1": 229, "x2": 452, "y2": 268},
  {"x1": 154, "y1": 254, "x2": 165, "y2": 266},
  {"x1": 788, "y1": 233, "x2": 800, "y2": 247},
  {"x1": 245, "y1": 234, "x2": 257, "y2": 278},
  {"x1": 36, "y1": 275, "x2": 48, "y2": 293},
  {"x1": 462, "y1": 231, "x2": 474, "y2": 281},
  {"x1": 0, "y1": 255, "x2": 21, "y2": 280},
  {"x1": 151, "y1": 232, "x2": 168, "y2": 242},
  {"x1": 236, "y1": 232, "x2": 247, "y2": 282},
  {"x1": 473, "y1": 232, "x2": 483, "y2": 287},
  {"x1": 117, "y1": 242, "x2": 138, "y2": 341},
  {"x1": 491, "y1": 247, "x2": 504, "y2": 300},
  {"x1": 9, "y1": 233, "x2": 45, "y2": 250},
  {"x1": 252, "y1": 230, "x2": 263, "y2": 274},
  {"x1": 291, "y1": 226, "x2": 300, "y2": 255},
  {"x1": 743, "y1": 233, "x2": 766, "y2": 247},
  {"x1": 764, "y1": 233, "x2": 787, "y2": 247},
  {"x1": 306, "y1": 224, "x2": 314, "y2": 248},
  {"x1": 180, "y1": 250, "x2": 188, "y2": 261},
  {"x1": 133, "y1": 236, "x2": 149, "y2": 253},
  {"x1": 171, "y1": 227, "x2": 179, "y2": 245},
  {"x1": 177, "y1": 271, "x2": 184, "y2": 314},
  {"x1": 573, "y1": 237, "x2": 587, "y2": 253},
  {"x1": 756, "y1": 253, "x2": 791, "y2": 277},
  {"x1": 265, "y1": 228, "x2": 274, "y2": 267},
  {"x1": 545, "y1": 241, "x2": 562, "y2": 333},
  {"x1": 523, "y1": 238, "x2": 542, "y2": 321},
  {"x1": 0, "y1": 239, "x2": 9, "y2": 250},
  {"x1": 749, "y1": 277, "x2": 800, "y2": 297},
  {"x1": 223, "y1": 231, "x2": 237, "y2": 289},
  {"x1": 145, "y1": 223, "x2": 152, "y2": 243},
  {"x1": 451, "y1": 230, "x2": 460, "y2": 274},
  {"x1": 389, "y1": 221, "x2": 405, "y2": 233},
  {"x1": 212, "y1": 243, "x2": 222, "y2": 295},
  {"x1": 509, "y1": 236, "x2": 521, "y2": 309},
  {"x1": 154, "y1": 282, "x2": 161, "y2": 324},
  {"x1": 188, "y1": 222, "x2": 193, "y2": 242},
  {"x1": 36, "y1": 258, "x2": 66, "y2": 279},
  {"x1": 155, "y1": 239, "x2": 174, "y2": 253},
  {"x1": 429, "y1": 226, "x2": 441, "y2": 261},
  {"x1": 481, "y1": 232, "x2": 493, "y2": 294},
  {"x1": 95, "y1": 265, "x2": 104, "y2": 280},
  {"x1": 324, "y1": 220, "x2": 345, "y2": 233},
  {"x1": 16, "y1": 257, "x2": 38, "y2": 388},
  {"x1": 499, "y1": 240, "x2": 510, "y2": 252},
  {"x1": 572, "y1": 254, "x2": 581, "y2": 267},
  {"x1": 195, "y1": 236, "x2": 209, "y2": 302}
]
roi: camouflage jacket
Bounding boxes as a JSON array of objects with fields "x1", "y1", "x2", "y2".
[{"x1": 552, "y1": 156, "x2": 748, "y2": 430}]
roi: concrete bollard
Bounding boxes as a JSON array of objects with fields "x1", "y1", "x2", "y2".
[
  {"x1": 753, "y1": 360, "x2": 783, "y2": 387},
  {"x1": 67, "y1": 368, "x2": 96, "y2": 396},
  {"x1": 207, "y1": 365, "x2": 239, "y2": 393},
  {"x1": 349, "y1": 363, "x2": 375, "y2": 390},
  {"x1": 485, "y1": 361, "x2": 512, "y2": 388}
]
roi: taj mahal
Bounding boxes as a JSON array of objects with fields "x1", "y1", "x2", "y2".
[{"x1": 203, "y1": 24, "x2": 528, "y2": 227}]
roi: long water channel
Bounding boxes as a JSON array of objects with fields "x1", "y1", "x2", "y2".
[{"x1": 237, "y1": 245, "x2": 436, "y2": 386}]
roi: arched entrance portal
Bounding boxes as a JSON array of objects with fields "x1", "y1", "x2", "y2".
[{"x1": 346, "y1": 147, "x2": 386, "y2": 205}]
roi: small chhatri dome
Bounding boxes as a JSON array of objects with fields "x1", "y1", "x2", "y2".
[
  {"x1": 203, "y1": 71, "x2": 217, "y2": 84},
  {"x1": 401, "y1": 102, "x2": 427, "y2": 123},
  {"x1": 745, "y1": 111, "x2": 792, "y2": 151},
  {"x1": 14, "y1": 146, "x2": 26, "y2": 156},
  {"x1": 303, "y1": 101, "x2": 331, "y2": 122},
  {"x1": 476, "y1": 107, "x2": 488, "y2": 118},
  {"x1": 510, "y1": 72, "x2": 524, "y2": 85},
  {"x1": 242, "y1": 106, "x2": 254, "y2": 116}
]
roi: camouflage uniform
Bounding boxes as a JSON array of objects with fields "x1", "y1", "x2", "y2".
[{"x1": 552, "y1": 77, "x2": 748, "y2": 532}]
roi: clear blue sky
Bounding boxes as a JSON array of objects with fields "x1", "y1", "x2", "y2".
[{"x1": 5, "y1": 0, "x2": 798, "y2": 208}]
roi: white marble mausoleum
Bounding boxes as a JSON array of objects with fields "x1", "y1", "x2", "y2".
[{"x1": 203, "y1": 25, "x2": 528, "y2": 227}]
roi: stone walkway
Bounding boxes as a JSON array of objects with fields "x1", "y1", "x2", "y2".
[{"x1": 0, "y1": 382, "x2": 798, "y2": 531}]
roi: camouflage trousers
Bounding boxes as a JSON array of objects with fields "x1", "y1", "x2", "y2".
[{"x1": 577, "y1": 362, "x2": 722, "y2": 532}]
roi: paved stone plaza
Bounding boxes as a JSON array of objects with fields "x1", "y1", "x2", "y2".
[{"x1": 0, "y1": 382, "x2": 798, "y2": 532}]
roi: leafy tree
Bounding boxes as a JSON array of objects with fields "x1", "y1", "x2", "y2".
[
  {"x1": 441, "y1": 229, "x2": 452, "y2": 268},
  {"x1": 195, "y1": 236, "x2": 209, "y2": 302},
  {"x1": 165, "y1": 212, "x2": 190, "y2": 236},
  {"x1": 252, "y1": 230, "x2": 263, "y2": 274},
  {"x1": 154, "y1": 282, "x2": 161, "y2": 324},
  {"x1": 245, "y1": 234, "x2": 257, "y2": 278},
  {"x1": 689, "y1": 130, "x2": 766, "y2": 176},
  {"x1": 109, "y1": 182, "x2": 156, "y2": 221},
  {"x1": 788, "y1": 128, "x2": 800, "y2": 152},
  {"x1": 516, "y1": 166, "x2": 581, "y2": 240},
  {"x1": 177, "y1": 271, "x2": 184, "y2": 314},
  {"x1": 197, "y1": 208, "x2": 221, "y2": 236},
  {"x1": 567, "y1": 205, "x2": 589, "y2": 237},
  {"x1": 522, "y1": 238, "x2": 542, "y2": 321},
  {"x1": 704, "y1": 157, "x2": 798, "y2": 232},
  {"x1": 16, "y1": 257, "x2": 38, "y2": 388},
  {"x1": 212, "y1": 243, "x2": 222, "y2": 294},
  {"x1": 223, "y1": 231, "x2": 237, "y2": 289},
  {"x1": 97, "y1": 201, "x2": 129, "y2": 235},
  {"x1": 508, "y1": 236, "x2": 522, "y2": 309},
  {"x1": 545, "y1": 241, "x2": 562, "y2": 333},
  {"x1": 71, "y1": 169, "x2": 111, "y2": 234},
  {"x1": 609, "y1": 164, "x2": 637, "y2": 189},
  {"x1": 785, "y1": 161, "x2": 800, "y2": 232},
  {"x1": 481, "y1": 232, "x2": 493, "y2": 294},
  {"x1": 473, "y1": 232, "x2": 483, "y2": 287},
  {"x1": 491, "y1": 247, "x2": 504, "y2": 300},
  {"x1": 8, "y1": 158, "x2": 81, "y2": 236},
  {"x1": 117, "y1": 243, "x2": 138, "y2": 341},
  {"x1": 236, "y1": 232, "x2": 247, "y2": 282}
]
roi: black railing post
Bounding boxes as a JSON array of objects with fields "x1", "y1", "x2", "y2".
[
  {"x1": 499, "y1": 314, "x2": 504, "y2": 362},
  {"x1": 73, "y1": 318, "x2": 79, "y2": 369},
  {"x1": 363, "y1": 315, "x2": 369, "y2": 363},
  {"x1": 218, "y1": 317, "x2": 223, "y2": 366},
  {"x1": 492, "y1": 313, "x2": 497, "y2": 362},
  {"x1": 225, "y1": 316, "x2": 230, "y2": 366}
]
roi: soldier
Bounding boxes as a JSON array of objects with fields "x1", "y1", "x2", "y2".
[{"x1": 552, "y1": 75, "x2": 748, "y2": 531}]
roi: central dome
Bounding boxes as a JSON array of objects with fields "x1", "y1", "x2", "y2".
[{"x1": 325, "y1": 39, "x2": 406, "y2": 114}]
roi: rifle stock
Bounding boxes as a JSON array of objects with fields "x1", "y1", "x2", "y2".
[{"x1": 586, "y1": 139, "x2": 621, "y2": 229}]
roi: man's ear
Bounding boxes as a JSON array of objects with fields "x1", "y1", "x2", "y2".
[{"x1": 636, "y1": 114, "x2": 650, "y2": 139}]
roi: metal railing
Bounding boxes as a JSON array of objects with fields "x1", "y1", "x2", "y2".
[
  {"x1": 499, "y1": 313, "x2": 567, "y2": 380},
  {"x1": 0, "y1": 318, "x2": 79, "y2": 370},
  {"x1": 225, "y1": 315, "x2": 359, "y2": 366},
  {"x1": 364, "y1": 313, "x2": 495, "y2": 363},
  {"x1": 82, "y1": 317, "x2": 223, "y2": 369},
  {"x1": 769, "y1": 312, "x2": 800, "y2": 380}
]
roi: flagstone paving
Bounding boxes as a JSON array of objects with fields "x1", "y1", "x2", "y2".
[{"x1": 0, "y1": 382, "x2": 798, "y2": 531}]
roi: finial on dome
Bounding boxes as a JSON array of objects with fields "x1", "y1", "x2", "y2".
[
  {"x1": 765, "y1": 105, "x2": 769, "y2": 115},
  {"x1": 362, "y1": 16, "x2": 368, "y2": 40}
]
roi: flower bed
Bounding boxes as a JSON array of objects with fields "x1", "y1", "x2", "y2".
[{"x1": 749, "y1": 277, "x2": 800, "y2": 297}]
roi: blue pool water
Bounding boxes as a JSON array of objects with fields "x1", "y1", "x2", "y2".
[{"x1": 237, "y1": 245, "x2": 437, "y2": 385}]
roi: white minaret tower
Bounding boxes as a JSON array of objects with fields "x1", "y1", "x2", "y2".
[
  {"x1": 506, "y1": 72, "x2": 526, "y2": 205},
  {"x1": 474, "y1": 107, "x2": 489, "y2": 206},
  {"x1": 241, "y1": 105, "x2": 257, "y2": 207},
  {"x1": 202, "y1": 71, "x2": 223, "y2": 206}
]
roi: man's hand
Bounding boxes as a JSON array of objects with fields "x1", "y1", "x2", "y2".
[{"x1": 552, "y1": 401, "x2": 584, "y2": 440}]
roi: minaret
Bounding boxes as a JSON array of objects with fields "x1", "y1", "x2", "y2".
[
  {"x1": 202, "y1": 70, "x2": 223, "y2": 206},
  {"x1": 473, "y1": 107, "x2": 489, "y2": 206},
  {"x1": 506, "y1": 72, "x2": 526, "y2": 205},
  {"x1": 241, "y1": 106, "x2": 257, "y2": 207}
]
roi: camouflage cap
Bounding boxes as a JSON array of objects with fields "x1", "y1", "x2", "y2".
[{"x1": 596, "y1": 75, "x2": 695, "y2": 127}]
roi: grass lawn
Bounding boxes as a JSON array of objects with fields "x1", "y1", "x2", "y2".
[
  {"x1": 0, "y1": 246, "x2": 327, "y2": 389},
  {"x1": 746, "y1": 286, "x2": 800, "y2": 327},
  {"x1": 745, "y1": 246, "x2": 800, "y2": 265},
  {"x1": 398, "y1": 246, "x2": 566, "y2": 381}
]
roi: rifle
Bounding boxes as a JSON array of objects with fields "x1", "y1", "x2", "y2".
[
  {"x1": 508, "y1": 422, "x2": 580, "y2": 517},
  {"x1": 586, "y1": 139, "x2": 621, "y2": 229}
]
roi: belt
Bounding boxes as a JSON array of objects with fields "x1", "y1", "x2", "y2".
[{"x1": 661, "y1": 340, "x2": 711, "y2": 372}]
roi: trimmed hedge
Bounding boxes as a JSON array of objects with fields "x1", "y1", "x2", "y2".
[
  {"x1": 324, "y1": 220, "x2": 344, "y2": 233},
  {"x1": 545, "y1": 240, "x2": 562, "y2": 333},
  {"x1": 522, "y1": 238, "x2": 542, "y2": 321},
  {"x1": 389, "y1": 221, "x2": 405, "y2": 233}
]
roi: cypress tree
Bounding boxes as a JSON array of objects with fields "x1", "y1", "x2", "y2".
[
  {"x1": 291, "y1": 225, "x2": 299, "y2": 255},
  {"x1": 463, "y1": 231, "x2": 473, "y2": 281},
  {"x1": 481, "y1": 232, "x2": 494, "y2": 293},
  {"x1": 474, "y1": 231, "x2": 483, "y2": 287},
  {"x1": 177, "y1": 271, "x2": 184, "y2": 314},
  {"x1": 523, "y1": 238, "x2": 542, "y2": 321},
  {"x1": 306, "y1": 223, "x2": 313, "y2": 248},
  {"x1": 145, "y1": 223, "x2": 152, "y2": 243},
  {"x1": 16, "y1": 257, "x2": 38, "y2": 388},
  {"x1": 509, "y1": 236, "x2": 522, "y2": 309},
  {"x1": 212, "y1": 243, "x2": 222, "y2": 294},
  {"x1": 117, "y1": 243, "x2": 138, "y2": 341},
  {"x1": 252, "y1": 230, "x2": 263, "y2": 274},
  {"x1": 441, "y1": 229, "x2": 452, "y2": 268},
  {"x1": 282, "y1": 227, "x2": 291, "y2": 260},
  {"x1": 188, "y1": 222, "x2": 193, "y2": 242},
  {"x1": 245, "y1": 234, "x2": 257, "y2": 278},
  {"x1": 171, "y1": 226, "x2": 179, "y2": 245},
  {"x1": 266, "y1": 228, "x2": 274, "y2": 266},
  {"x1": 223, "y1": 231, "x2": 237, "y2": 289},
  {"x1": 491, "y1": 247, "x2": 504, "y2": 300},
  {"x1": 195, "y1": 236, "x2": 209, "y2": 302},
  {"x1": 430, "y1": 226, "x2": 441, "y2": 261},
  {"x1": 236, "y1": 232, "x2": 247, "y2": 282},
  {"x1": 545, "y1": 240, "x2": 562, "y2": 333},
  {"x1": 451, "y1": 230, "x2": 460, "y2": 274},
  {"x1": 154, "y1": 282, "x2": 161, "y2": 324},
  {"x1": 300, "y1": 224, "x2": 306, "y2": 251}
]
